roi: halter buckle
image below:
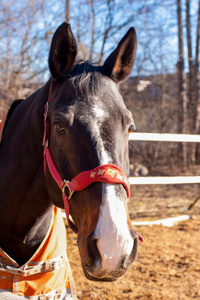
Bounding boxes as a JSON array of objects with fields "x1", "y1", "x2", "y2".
[{"x1": 61, "y1": 180, "x2": 74, "y2": 200}]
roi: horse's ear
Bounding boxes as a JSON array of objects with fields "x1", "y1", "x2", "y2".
[
  {"x1": 103, "y1": 27, "x2": 137, "y2": 82},
  {"x1": 49, "y1": 22, "x2": 77, "y2": 78}
]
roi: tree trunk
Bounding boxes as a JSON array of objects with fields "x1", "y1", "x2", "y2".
[
  {"x1": 89, "y1": 0, "x2": 95, "y2": 61},
  {"x1": 186, "y1": 0, "x2": 196, "y2": 163},
  {"x1": 176, "y1": 0, "x2": 188, "y2": 168},
  {"x1": 65, "y1": 0, "x2": 70, "y2": 22},
  {"x1": 98, "y1": 0, "x2": 114, "y2": 63},
  {"x1": 195, "y1": 0, "x2": 200, "y2": 162}
]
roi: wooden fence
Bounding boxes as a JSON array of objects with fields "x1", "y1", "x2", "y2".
[{"x1": 129, "y1": 132, "x2": 200, "y2": 185}]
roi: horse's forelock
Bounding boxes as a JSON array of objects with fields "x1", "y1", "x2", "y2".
[{"x1": 69, "y1": 61, "x2": 104, "y2": 98}]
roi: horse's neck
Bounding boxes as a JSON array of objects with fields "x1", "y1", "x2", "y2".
[{"x1": 0, "y1": 81, "x2": 54, "y2": 265}]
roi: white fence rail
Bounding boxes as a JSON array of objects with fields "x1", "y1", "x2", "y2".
[
  {"x1": 129, "y1": 132, "x2": 200, "y2": 185},
  {"x1": 129, "y1": 132, "x2": 200, "y2": 143},
  {"x1": 129, "y1": 176, "x2": 200, "y2": 185}
]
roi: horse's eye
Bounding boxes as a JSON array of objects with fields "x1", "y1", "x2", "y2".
[
  {"x1": 128, "y1": 123, "x2": 136, "y2": 133},
  {"x1": 54, "y1": 122, "x2": 65, "y2": 134}
]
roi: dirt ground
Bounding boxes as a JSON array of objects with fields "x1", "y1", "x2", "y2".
[{"x1": 66, "y1": 181, "x2": 200, "y2": 300}]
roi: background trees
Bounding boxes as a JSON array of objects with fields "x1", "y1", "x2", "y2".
[
  {"x1": 0, "y1": 0, "x2": 199, "y2": 165},
  {"x1": 176, "y1": 0, "x2": 200, "y2": 165}
]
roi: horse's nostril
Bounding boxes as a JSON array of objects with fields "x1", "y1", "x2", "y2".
[
  {"x1": 118, "y1": 255, "x2": 127, "y2": 269},
  {"x1": 126, "y1": 235, "x2": 138, "y2": 267},
  {"x1": 87, "y1": 233, "x2": 102, "y2": 267}
]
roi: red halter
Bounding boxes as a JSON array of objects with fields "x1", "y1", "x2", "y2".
[{"x1": 43, "y1": 81, "x2": 144, "y2": 242}]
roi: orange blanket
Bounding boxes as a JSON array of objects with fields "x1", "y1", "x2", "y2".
[{"x1": 0, "y1": 207, "x2": 77, "y2": 299}]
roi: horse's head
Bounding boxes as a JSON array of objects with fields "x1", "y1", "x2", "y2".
[{"x1": 45, "y1": 23, "x2": 138, "y2": 281}]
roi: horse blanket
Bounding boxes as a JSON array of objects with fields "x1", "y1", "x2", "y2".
[{"x1": 0, "y1": 207, "x2": 77, "y2": 299}]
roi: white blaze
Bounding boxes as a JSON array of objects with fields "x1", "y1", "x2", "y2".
[
  {"x1": 95, "y1": 184, "x2": 133, "y2": 272},
  {"x1": 92, "y1": 104, "x2": 133, "y2": 273}
]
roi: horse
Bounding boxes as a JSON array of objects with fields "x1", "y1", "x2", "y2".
[{"x1": 0, "y1": 22, "x2": 142, "y2": 299}]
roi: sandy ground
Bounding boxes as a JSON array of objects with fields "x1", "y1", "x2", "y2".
[{"x1": 66, "y1": 183, "x2": 200, "y2": 300}]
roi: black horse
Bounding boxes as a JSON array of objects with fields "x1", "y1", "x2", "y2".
[{"x1": 0, "y1": 23, "x2": 140, "y2": 299}]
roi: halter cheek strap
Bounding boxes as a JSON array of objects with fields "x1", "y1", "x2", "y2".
[{"x1": 43, "y1": 81, "x2": 144, "y2": 242}]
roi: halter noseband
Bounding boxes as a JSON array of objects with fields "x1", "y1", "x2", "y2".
[{"x1": 42, "y1": 81, "x2": 144, "y2": 242}]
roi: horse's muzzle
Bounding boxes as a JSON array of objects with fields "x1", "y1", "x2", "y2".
[{"x1": 80, "y1": 231, "x2": 139, "y2": 282}]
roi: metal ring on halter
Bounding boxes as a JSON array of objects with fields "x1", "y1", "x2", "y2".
[{"x1": 61, "y1": 180, "x2": 74, "y2": 200}]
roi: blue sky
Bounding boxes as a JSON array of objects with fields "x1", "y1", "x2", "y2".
[{"x1": 1, "y1": 0, "x2": 199, "y2": 83}]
